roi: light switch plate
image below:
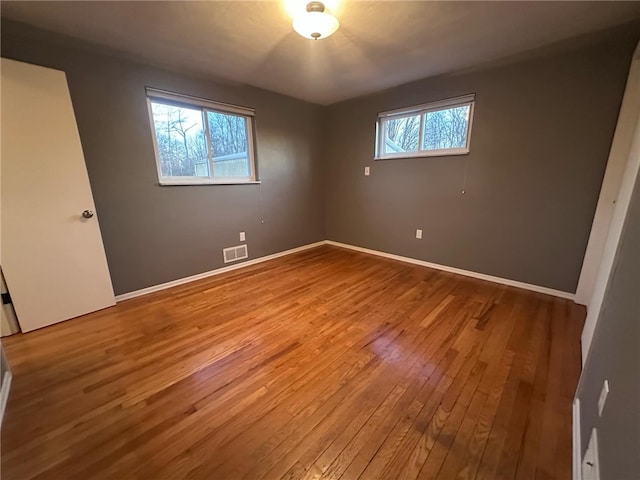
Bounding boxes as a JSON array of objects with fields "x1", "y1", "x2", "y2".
[
  {"x1": 239, "y1": 232, "x2": 246, "y2": 242},
  {"x1": 582, "y1": 428, "x2": 600, "y2": 480},
  {"x1": 597, "y1": 380, "x2": 609, "y2": 417},
  {"x1": 416, "y1": 229, "x2": 423, "y2": 239},
  {"x1": 364, "y1": 166, "x2": 370, "y2": 176}
]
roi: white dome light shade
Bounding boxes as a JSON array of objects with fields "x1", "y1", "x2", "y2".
[{"x1": 293, "y1": 2, "x2": 340, "y2": 40}]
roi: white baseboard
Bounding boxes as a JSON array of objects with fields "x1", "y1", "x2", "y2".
[
  {"x1": 326, "y1": 240, "x2": 575, "y2": 300},
  {"x1": 116, "y1": 239, "x2": 575, "y2": 303},
  {"x1": 573, "y1": 398, "x2": 582, "y2": 480},
  {"x1": 0, "y1": 370, "x2": 12, "y2": 425},
  {"x1": 115, "y1": 241, "x2": 326, "y2": 302}
]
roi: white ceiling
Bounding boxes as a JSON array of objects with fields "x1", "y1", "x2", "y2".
[{"x1": 2, "y1": 1, "x2": 639, "y2": 105}]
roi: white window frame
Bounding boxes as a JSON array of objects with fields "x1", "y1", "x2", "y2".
[
  {"x1": 375, "y1": 94, "x2": 475, "y2": 160},
  {"x1": 146, "y1": 87, "x2": 259, "y2": 185}
]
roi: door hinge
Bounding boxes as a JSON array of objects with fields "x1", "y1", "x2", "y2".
[{"x1": 1, "y1": 292, "x2": 12, "y2": 305}]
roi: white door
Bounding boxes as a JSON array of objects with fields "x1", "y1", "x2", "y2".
[{"x1": 1, "y1": 58, "x2": 115, "y2": 333}]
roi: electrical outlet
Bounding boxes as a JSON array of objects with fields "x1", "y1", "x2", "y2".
[
  {"x1": 364, "y1": 166, "x2": 370, "y2": 176},
  {"x1": 239, "y1": 232, "x2": 246, "y2": 242},
  {"x1": 582, "y1": 428, "x2": 600, "y2": 480},
  {"x1": 416, "y1": 229, "x2": 423, "y2": 239},
  {"x1": 597, "y1": 380, "x2": 609, "y2": 417}
]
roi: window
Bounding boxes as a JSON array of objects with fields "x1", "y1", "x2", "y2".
[
  {"x1": 375, "y1": 94, "x2": 475, "y2": 160},
  {"x1": 146, "y1": 88, "x2": 257, "y2": 185}
]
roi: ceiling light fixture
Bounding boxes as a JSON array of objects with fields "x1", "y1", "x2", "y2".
[{"x1": 292, "y1": 1, "x2": 340, "y2": 40}]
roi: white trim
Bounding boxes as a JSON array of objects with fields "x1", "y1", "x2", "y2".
[
  {"x1": 147, "y1": 97, "x2": 168, "y2": 184},
  {"x1": 0, "y1": 370, "x2": 12, "y2": 426},
  {"x1": 116, "y1": 239, "x2": 575, "y2": 303},
  {"x1": 378, "y1": 94, "x2": 476, "y2": 118},
  {"x1": 576, "y1": 42, "x2": 640, "y2": 307},
  {"x1": 115, "y1": 241, "x2": 326, "y2": 302},
  {"x1": 578, "y1": 43, "x2": 640, "y2": 364},
  {"x1": 159, "y1": 179, "x2": 261, "y2": 186},
  {"x1": 573, "y1": 398, "x2": 582, "y2": 480},
  {"x1": 145, "y1": 87, "x2": 255, "y2": 117},
  {"x1": 375, "y1": 148, "x2": 469, "y2": 161},
  {"x1": 466, "y1": 100, "x2": 475, "y2": 153},
  {"x1": 325, "y1": 240, "x2": 575, "y2": 300},
  {"x1": 581, "y1": 114, "x2": 640, "y2": 364}
]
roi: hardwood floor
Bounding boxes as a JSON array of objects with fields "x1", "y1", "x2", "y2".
[{"x1": 1, "y1": 245, "x2": 584, "y2": 480}]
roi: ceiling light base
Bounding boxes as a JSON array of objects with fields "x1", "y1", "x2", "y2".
[
  {"x1": 293, "y1": 1, "x2": 340, "y2": 40},
  {"x1": 306, "y1": 1, "x2": 326, "y2": 13}
]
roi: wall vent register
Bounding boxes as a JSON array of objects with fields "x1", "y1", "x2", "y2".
[{"x1": 223, "y1": 245, "x2": 248, "y2": 263}]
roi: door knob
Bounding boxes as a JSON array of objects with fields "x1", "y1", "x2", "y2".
[{"x1": 82, "y1": 210, "x2": 94, "y2": 219}]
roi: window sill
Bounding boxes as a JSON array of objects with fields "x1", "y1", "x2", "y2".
[
  {"x1": 375, "y1": 149, "x2": 469, "y2": 161},
  {"x1": 159, "y1": 179, "x2": 261, "y2": 186}
]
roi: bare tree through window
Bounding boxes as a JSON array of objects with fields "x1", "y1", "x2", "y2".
[
  {"x1": 385, "y1": 115, "x2": 420, "y2": 152},
  {"x1": 423, "y1": 106, "x2": 470, "y2": 150},
  {"x1": 377, "y1": 96, "x2": 474, "y2": 158},
  {"x1": 151, "y1": 101, "x2": 251, "y2": 178}
]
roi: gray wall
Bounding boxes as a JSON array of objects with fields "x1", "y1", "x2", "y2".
[
  {"x1": 1, "y1": 20, "x2": 325, "y2": 295},
  {"x1": 323, "y1": 28, "x2": 637, "y2": 293},
  {"x1": 1, "y1": 21, "x2": 637, "y2": 297},
  {"x1": 577, "y1": 172, "x2": 640, "y2": 479}
]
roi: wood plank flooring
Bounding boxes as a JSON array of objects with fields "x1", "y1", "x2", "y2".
[{"x1": 0, "y1": 245, "x2": 584, "y2": 480}]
